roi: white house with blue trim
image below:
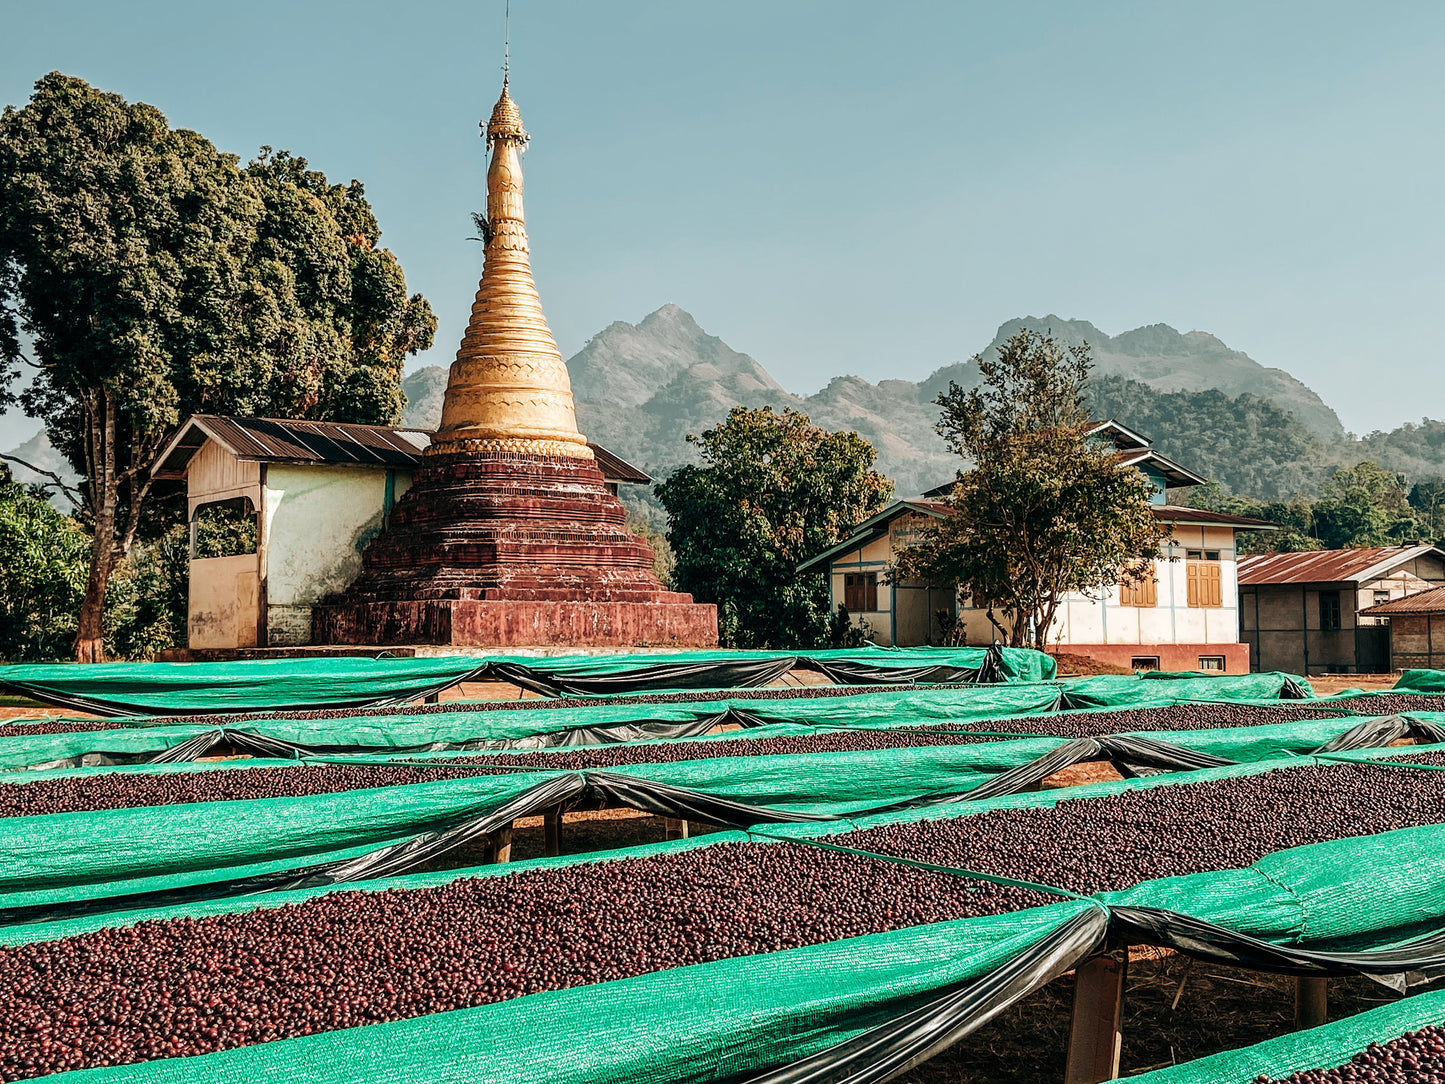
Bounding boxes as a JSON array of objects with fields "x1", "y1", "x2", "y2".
[{"x1": 797, "y1": 421, "x2": 1271, "y2": 672}]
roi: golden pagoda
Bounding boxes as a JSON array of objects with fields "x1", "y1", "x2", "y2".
[
  {"x1": 432, "y1": 80, "x2": 592, "y2": 460},
  {"x1": 315, "y1": 80, "x2": 718, "y2": 649}
]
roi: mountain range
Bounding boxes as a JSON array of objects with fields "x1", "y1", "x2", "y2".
[
  {"x1": 8, "y1": 305, "x2": 1438, "y2": 516},
  {"x1": 402, "y1": 305, "x2": 1379, "y2": 507}
]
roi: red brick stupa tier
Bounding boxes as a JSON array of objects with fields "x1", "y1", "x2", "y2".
[
  {"x1": 316, "y1": 79, "x2": 715, "y2": 648},
  {"x1": 313, "y1": 450, "x2": 715, "y2": 646}
]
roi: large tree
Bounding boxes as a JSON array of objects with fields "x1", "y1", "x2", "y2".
[
  {"x1": 0, "y1": 73, "x2": 435, "y2": 660},
  {"x1": 897, "y1": 328, "x2": 1171, "y2": 651},
  {"x1": 656, "y1": 406, "x2": 892, "y2": 648}
]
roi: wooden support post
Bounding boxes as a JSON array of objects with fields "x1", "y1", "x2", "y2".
[
  {"x1": 490, "y1": 822, "x2": 514, "y2": 865},
  {"x1": 544, "y1": 807, "x2": 562, "y2": 857},
  {"x1": 663, "y1": 817, "x2": 690, "y2": 840},
  {"x1": 1294, "y1": 976, "x2": 1328, "y2": 1031},
  {"x1": 1065, "y1": 952, "x2": 1127, "y2": 1084}
]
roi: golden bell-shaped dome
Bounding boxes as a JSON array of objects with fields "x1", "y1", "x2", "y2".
[
  {"x1": 431, "y1": 82, "x2": 590, "y2": 459},
  {"x1": 485, "y1": 80, "x2": 528, "y2": 146}
]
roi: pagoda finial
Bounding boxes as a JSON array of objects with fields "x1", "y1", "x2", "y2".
[
  {"x1": 431, "y1": 79, "x2": 590, "y2": 459},
  {"x1": 485, "y1": 80, "x2": 528, "y2": 148}
]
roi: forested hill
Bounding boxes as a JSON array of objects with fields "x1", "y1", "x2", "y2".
[
  {"x1": 400, "y1": 305, "x2": 1440, "y2": 503},
  {"x1": 1087, "y1": 377, "x2": 1328, "y2": 500}
]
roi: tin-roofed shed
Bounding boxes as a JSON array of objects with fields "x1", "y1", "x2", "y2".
[
  {"x1": 1359, "y1": 585, "x2": 1445, "y2": 672},
  {"x1": 152, "y1": 415, "x2": 651, "y2": 651},
  {"x1": 1238, "y1": 544, "x2": 1445, "y2": 675}
]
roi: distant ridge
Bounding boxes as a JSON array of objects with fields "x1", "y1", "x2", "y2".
[
  {"x1": 402, "y1": 305, "x2": 1352, "y2": 500},
  {"x1": 3, "y1": 305, "x2": 1420, "y2": 518}
]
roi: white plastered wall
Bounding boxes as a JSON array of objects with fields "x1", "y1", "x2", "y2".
[
  {"x1": 952, "y1": 524, "x2": 1242, "y2": 647},
  {"x1": 263, "y1": 464, "x2": 413, "y2": 646}
]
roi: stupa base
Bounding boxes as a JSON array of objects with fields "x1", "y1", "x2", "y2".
[{"x1": 313, "y1": 598, "x2": 718, "y2": 649}]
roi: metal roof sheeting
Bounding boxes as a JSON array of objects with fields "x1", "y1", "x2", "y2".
[
  {"x1": 1238, "y1": 545, "x2": 1445, "y2": 586},
  {"x1": 153, "y1": 415, "x2": 650, "y2": 485},
  {"x1": 1152, "y1": 506, "x2": 1276, "y2": 528},
  {"x1": 1359, "y1": 585, "x2": 1445, "y2": 616},
  {"x1": 589, "y1": 444, "x2": 651, "y2": 484}
]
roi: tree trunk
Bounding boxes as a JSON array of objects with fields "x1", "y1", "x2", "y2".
[
  {"x1": 74, "y1": 389, "x2": 117, "y2": 663},
  {"x1": 74, "y1": 515, "x2": 115, "y2": 663}
]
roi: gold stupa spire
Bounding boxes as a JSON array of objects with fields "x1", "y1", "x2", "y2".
[{"x1": 430, "y1": 79, "x2": 592, "y2": 459}]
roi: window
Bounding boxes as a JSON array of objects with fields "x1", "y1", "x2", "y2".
[
  {"x1": 192, "y1": 498, "x2": 258, "y2": 559},
  {"x1": 844, "y1": 572, "x2": 878, "y2": 612},
  {"x1": 1131, "y1": 656, "x2": 1161, "y2": 672},
  {"x1": 1185, "y1": 551, "x2": 1223, "y2": 608},
  {"x1": 1373, "y1": 590, "x2": 1391, "y2": 607},
  {"x1": 1119, "y1": 564, "x2": 1157, "y2": 607},
  {"x1": 1319, "y1": 590, "x2": 1342, "y2": 631},
  {"x1": 1198, "y1": 655, "x2": 1225, "y2": 671}
]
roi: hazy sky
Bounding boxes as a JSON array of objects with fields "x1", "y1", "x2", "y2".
[{"x1": 3, "y1": 0, "x2": 1444, "y2": 449}]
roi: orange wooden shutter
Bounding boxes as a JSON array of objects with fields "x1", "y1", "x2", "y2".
[
  {"x1": 1205, "y1": 564, "x2": 1221, "y2": 607},
  {"x1": 1186, "y1": 563, "x2": 1201, "y2": 607}
]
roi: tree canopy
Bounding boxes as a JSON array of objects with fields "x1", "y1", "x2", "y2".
[
  {"x1": 1184, "y1": 461, "x2": 1442, "y2": 553},
  {"x1": 656, "y1": 406, "x2": 892, "y2": 648},
  {"x1": 897, "y1": 329, "x2": 1172, "y2": 650},
  {"x1": 0, "y1": 73, "x2": 435, "y2": 660}
]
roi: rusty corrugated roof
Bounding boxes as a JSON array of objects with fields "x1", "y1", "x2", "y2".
[
  {"x1": 1238, "y1": 545, "x2": 1445, "y2": 586},
  {"x1": 1153, "y1": 505, "x2": 1276, "y2": 528},
  {"x1": 153, "y1": 414, "x2": 651, "y2": 485},
  {"x1": 1359, "y1": 585, "x2": 1445, "y2": 615}
]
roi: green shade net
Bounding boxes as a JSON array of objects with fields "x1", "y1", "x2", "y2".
[
  {"x1": 0, "y1": 670, "x2": 1324, "y2": 771},
  {"x1": 1132, "y1": 986, "x2": 1445, "y2": 1083},
  {"x1": 0, "y1": 711, "x2": 1408, "y2": 914},
  {"x1": 12, "y1": 752, "x2": 1445, "y2": 1084},
  {"x1": 0, "y1": 646, "x2": 1056, "y2": 716},
  {"x1": 1396, "y1": 669, "x2": 1445, "y2": 693}
]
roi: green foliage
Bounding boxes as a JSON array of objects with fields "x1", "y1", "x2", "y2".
[
  {"x1": 0, "y1": 73, "x2": 435, "y2": 659},
  {"x1": 898, "y1": 330, "x2": 1173, "y2": 651},
  {"x1": 1088, "y1": 376, "x2": 1328, "y2": 500},
  {"x1": 624, "y1": 512, "x2": 675, "y2": 588},
  {"x1": 193, "y1": 502, "x2": 258, "y2": 560},
  {"x1": 0, "y1": 477, "x2": 189, "y2": 661},
  {"x1": 656, "y1": 406, "x2": 892, "y2": 648},
  {"x1": 1311, "y1": 461, "x2": 1419, "y2": 548},
  {"x1": 103, "y1": 525, "x2": 189, "y2": 660},
  {"x1": 1357, "y1": 419, "x2": 1445, "y2": 482},
  {"x1": 1410, "y1": 479, "x2": 1445, "y2": 544},
  {"x1": 0, "y1": 477, "x2": 88, "y2": 661},
  {"x1": 1183, "y1": 463, "x2": 1439, "y2": 552}
]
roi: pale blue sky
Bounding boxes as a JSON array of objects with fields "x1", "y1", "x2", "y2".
[{"x1": 3, "y1": 0, "x2": 1444, "y2": 447}]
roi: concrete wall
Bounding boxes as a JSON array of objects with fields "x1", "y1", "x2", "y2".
[
  {"x1": 1052, "y1": 642, "x2": 1249, "y2": 673},
  {"x1": 263, "y1": 464, "x2": 412, "y2": 646},
  {"x1": 1241, "y1": 558, "x2": 1445, "y2": 674},
  {"x1": 952, "y1": 524, "x2": 1242, "y2": 655}
]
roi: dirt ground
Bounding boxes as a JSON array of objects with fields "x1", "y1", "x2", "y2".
[{"x1": 1309, "y1": 673, "x2": 1398, "y2": 696}]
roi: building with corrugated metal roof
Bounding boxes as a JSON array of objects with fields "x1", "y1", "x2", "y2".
[
  {"x1": 1238, "y1": 545, "x2": 1445, "y2": 675},
  {"x1": 796, "y1": 421, "x2": 1271, "y2": 671},
  {"x1": 152, "y1": 415, "x2": 652, "y2": 651},
  {"x1": 1356, "y1": 583, "x2": 1445, "y2": 672}
]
